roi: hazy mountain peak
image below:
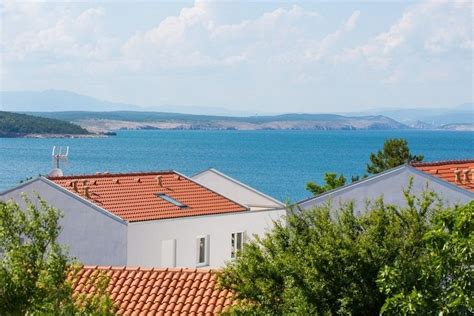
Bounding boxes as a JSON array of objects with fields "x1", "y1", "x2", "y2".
[{"x1": 0, "y1": 90, "x2": 142, "y2": 112}]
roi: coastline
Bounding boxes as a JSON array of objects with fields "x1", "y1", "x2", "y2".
[{"x1": 0, "y1": 132, "x2": 115, "y2": 138}]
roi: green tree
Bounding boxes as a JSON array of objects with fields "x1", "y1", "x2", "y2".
[
  {"x1": 378, "y1": 201, "x2": 473, "y2": 315},
  {"x1": 367, "y1": 138, "x2": 423, "y2": 175},
  {"x1": 306, "y1": 172, "x2": 346, "y2": 195},
  {"x1": 0, "y1": 197, "x2": 115, "y2": 315},
  {"x1": 218, "y1": 185, "x2": 471, "y2": 315}
]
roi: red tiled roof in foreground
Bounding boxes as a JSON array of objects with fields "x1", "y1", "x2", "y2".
[
  {"x1": 48, "y1": 171, "x2": 247, "y2": 222},
  {"x1": 411, "y1": 159, "x2": 474, "y2": 192},
  {"x1": 71, "y1": 266, "x2": 233, "y2": 315}
]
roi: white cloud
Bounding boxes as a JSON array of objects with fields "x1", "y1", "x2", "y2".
[
  {"x1": 121, "y1": 2, "x2": 324, "y2": 70},
  {"x1": 2, "y1": 2, "x2": 115, "y2": 62},
  {"x1": 336, "y1": 0, "x2": 473, "y2": 68},
  {"x1": 1, "y1": 0, "x2": 471, "y2": 110}
]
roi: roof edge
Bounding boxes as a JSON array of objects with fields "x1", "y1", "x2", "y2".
[
  {"x1": 0, "y1": 176, "x2": 42, "y2": 196},
  {"x1": 81, "y1": 265, "x2": 220, "y2": 273},
  {"x1": 406, "y1": 165, "x2": 474, "y2": 197},
  {"x1": 410, "y1": 159, "x2": 474, "y2": 167},
  {"x1": 128, "y1": 205, "x2": 286, "y2": 225},
  {"x1": 297, "y1": 165, "x2": 408, "y2": 205},
  {"x1": 173, "y1": 170, "x2": 250, "y2": 212},
  {"x1": 192, "y1": 168, "x2": 285, "y2": 207},
  {"x1": 47, "y1": 170, "x2": 176, "y2": 180},
  {"x1": 39, "y1": 177, "x2": 128, "y2": 224}
]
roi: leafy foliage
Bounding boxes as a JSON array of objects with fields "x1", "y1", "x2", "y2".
[
  {"x1": 218, "y1": 185, "x2": 472, "y2": 315},
  {"x1": 367, "y1": 138, "x2": 423, "y2": 174},
  {"x1": 0, "y1": 111, "x2": 89, "y2": 136},
  {"x1": 379, "y1": 201, "x2": 473, "y2": 315},
  {"x1": 306, "y1": 172, "x2": 346, "y2": 195},
  {"x1": 0, "y1": 197, "x2": 115, "y2": 315}
]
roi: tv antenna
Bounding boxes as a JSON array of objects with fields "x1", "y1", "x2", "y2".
[{"x1": 49, "y1": 146, "x2": 69, "y2": 177}]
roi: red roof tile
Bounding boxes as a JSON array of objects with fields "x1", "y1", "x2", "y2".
[
  {"x1": 411, "y1": 159, "x2": 474, "y2": 192},
  {"x1": 71, "y1": 266, "x2": 233, "y2": 315},
  {"x1": 48, "y1": 171, "x2": 247, "y2": 222}
]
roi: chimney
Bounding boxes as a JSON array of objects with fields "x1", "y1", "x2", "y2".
[
  {"x1": 156, "y1": 176, "x2": 163, "y2": 187},
  {"x1": 454, "y1": 169, "x2": 461, "y2": 182},
  {"x1": 84, "y1": 186, "x2": 90, "y2": 198},
  {"x1": 462, "y1": 169, "x2": 470, "y2": 182},
  {"x1": 72, "y1": 180, "x2": 78, "y2": 192}
]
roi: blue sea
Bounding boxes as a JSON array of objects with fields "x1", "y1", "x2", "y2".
[{"x1": 0, "y1": 130, "x2": 472, "y2": 201}]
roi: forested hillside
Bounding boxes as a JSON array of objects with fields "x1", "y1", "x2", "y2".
[{"x1": 0, "y1": 111, "x2": 90, "y2": 136}]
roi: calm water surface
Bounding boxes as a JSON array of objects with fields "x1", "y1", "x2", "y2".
[{"x1": 0, "y1": 130, "x2": 472, "y2": 201}]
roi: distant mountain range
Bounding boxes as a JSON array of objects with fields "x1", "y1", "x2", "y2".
[
  {"x1": 1, "y1": 90, "x2": 472, "y2": 131},
  {"x1": 0, "y1": 90, "x2": 252, "y2": 116},
  {"x1": 22, "y1": 111, "x2": 406, "y2": 132},
  {"x1": 1, "y1": 90, "x2": 143, "y2": 112},
  {"x1": 354, "y1": 103, "x2": 473, "y2": 127}
]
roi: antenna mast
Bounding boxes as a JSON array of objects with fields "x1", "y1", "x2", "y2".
[{"x1": 52, "y1": 146, "x2": 69, "y2": 169}]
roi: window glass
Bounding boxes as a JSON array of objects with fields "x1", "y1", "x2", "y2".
[
  {"x1": 197, "y1": 236, "x2": 208, "y2": 265},
  {"x1": 231, "y1": 232, "x2": 244, "y2": 258}
]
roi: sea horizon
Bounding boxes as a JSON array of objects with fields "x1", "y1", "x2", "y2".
[{"x1": 1, "y1": 129, "x2": 472, "y2": 201}]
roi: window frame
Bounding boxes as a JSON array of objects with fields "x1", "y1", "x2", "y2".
[
  {"x1": 156, "y1": 193, "x2": 187, "y2": 208},
  {"x1": 196, "y1": 235, "x2": 209, "y2": 267},
  {"x1": 231, "y1": 231, "x2": 245, "y2": 259}
]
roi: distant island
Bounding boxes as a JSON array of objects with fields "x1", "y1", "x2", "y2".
[
  {"x1": 25, "y1": 111, "x2": 408, "y2": 132},
  {"x1": 1, "y1": 90, "x2": 472, "y2": 132},
  {"x1": 0, "y1": 111, "x2": 93, "y2": 137}
]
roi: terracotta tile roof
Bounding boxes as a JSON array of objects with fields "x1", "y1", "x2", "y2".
[
  {"x1": 71, "y1": 266, "x2": 233, "y2": 315},
  {"x1": 411, "y1": 159, "x2": 474, "y2": 192},
  {"x1": 48, "y1": 171, "x2": 248, "y2": 222}
]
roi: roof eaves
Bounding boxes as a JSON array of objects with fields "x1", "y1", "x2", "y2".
[
  {"x1": 127, "y1": 205, "x2": 285, "y2": 225},
  {"x1": 193, "y1": 168, "x2": 286, "y2": 207},
  {"x1": 297, "y1": 165, "x2": 408, "y2": 206},
  {"x1": 406, "y1": 165, "x2": 474, "y2": 197},
  {"x1": 39, "y1": 177, "x2": 128, "y2": 225}
]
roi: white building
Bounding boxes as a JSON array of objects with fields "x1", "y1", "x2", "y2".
[
  {"x1": 298, "y1": 160, "x2": 474, "y2": 214},
  {"x1": 0, "y1": 170, "x2": 286, "y2": 268}
]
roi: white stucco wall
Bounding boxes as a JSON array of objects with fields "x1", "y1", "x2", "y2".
[
  {"x1": 127, "y1": 209, "x2": 286, "y2": 268},
  {"x1": 192, "y1": 169, "x2": 284, "y2": 209},
  {"x1": 0, "y1": 179, "x2": 128, "y2": 266},
  {"x1": 299, "y1": 166, "x2": 473, "y2": 214}
]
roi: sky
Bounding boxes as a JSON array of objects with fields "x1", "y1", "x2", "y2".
[{"x1": 1, "y1": 0, "x2": 473, "y2": 113}]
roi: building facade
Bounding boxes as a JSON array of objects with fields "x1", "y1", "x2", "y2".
[
  {"x1": 1, "y1": 170, "x2": 286, "y2": 268},
  {"x1": 298, "y1": 160, "x2": 474, "y2": 214}
]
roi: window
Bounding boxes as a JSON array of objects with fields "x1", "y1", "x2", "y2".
[
  {"x1": 196, "y1": 235, "x2": 209, "y2": 266},
  {"x1": 156, "y1": 193, "x2": 187, "y2": 208},
  {"x1": 231, "y1": 232, "x2": 245, "y2": 259}
]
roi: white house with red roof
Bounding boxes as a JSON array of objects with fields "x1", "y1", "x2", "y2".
[
  {"x1": 298, "y1": 160, "x2": 474, "y2": 214},
  {"x1": 0, "y1": 170, "x2": 286, "y2": 268}
]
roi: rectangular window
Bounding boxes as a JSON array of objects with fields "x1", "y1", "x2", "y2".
[
  {"x1": 196, "y1": 235, "x2": 209, "y2": 266},
  {"x1": 231, "y1": 232, "x2": 245, "y2": 259}
]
